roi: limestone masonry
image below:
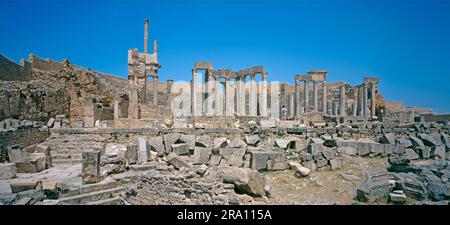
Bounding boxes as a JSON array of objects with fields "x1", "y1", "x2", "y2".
[{"x1": 0, "y1": 19, "x2": 449, "y2": 205}]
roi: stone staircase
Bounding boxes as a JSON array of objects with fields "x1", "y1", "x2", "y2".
[
  {"x1": 57, "y1": 180, "x2": 129, "y2": 205},
  {"x1": 43, "y1": 134, "x2": 107, "y2": 165}
]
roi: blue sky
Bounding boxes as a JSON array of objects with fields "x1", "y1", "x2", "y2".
[{"x1": 1, "y1": 0, "x2": 450, "y2": 113}]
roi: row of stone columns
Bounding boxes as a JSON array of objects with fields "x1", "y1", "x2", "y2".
[
  {"x1": 355, "y1": 81, "x2": 377, "y2": 118},
  {"x1": 235, "y1": 73, "x2": 268, "y2": 117},
  {"x1": 294, "y1": 79, "x2": 327, "y2": 116},
  {"x1": 191, "y1": 71, "x2": 268, "y2": 117}
]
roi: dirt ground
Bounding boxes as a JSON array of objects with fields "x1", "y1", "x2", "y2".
[{"x1": 263, "y1": 156, "x2": 389, "y2": 205}]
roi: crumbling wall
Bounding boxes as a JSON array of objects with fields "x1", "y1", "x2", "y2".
[
  {"x1": 139, "y1": 104, "x2": 172, "y2": 120},
  {"x1": 421, "y1": 113, "x2": 450, "y2": 123},
  {"x1": 382, "y1": 110, "x2": 415, "y2": 124},
  {"x1": 0, "y1": 124, "x2": 49, "y2": 163},
  {"x1": 0, "y1": 80, "x2": 69, "y2": 121},
  {"x1": 384, "y1": 101, "x2": 404, "y2": 113},
  {"x1": 94, "y1": 104, "x2": 114, "y2": 121},
  {"x1": 29, "y1": 54, "x2": 65, "y2": 72},
  {"x1": 0, "y1": 55, "x2": 32, "y2": 81}
]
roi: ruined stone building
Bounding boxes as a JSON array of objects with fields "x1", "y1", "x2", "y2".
[{"x1": 0, "y1": 19, "x2": 449, "y2": 206}]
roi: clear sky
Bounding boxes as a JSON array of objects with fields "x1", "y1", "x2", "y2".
[{"x1": 1, "y1": 0, "x2": 450, "y2": 113}]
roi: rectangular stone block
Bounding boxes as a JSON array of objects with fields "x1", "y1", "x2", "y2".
[
  {"x1": 34, "y1": 144, "x2": 52, "y2": 168},
  {"x1": 9, "y1": 179, "x2": 38, "y2": 193},
  {"x1": 82, "y1": 151, "x2": 101, "y2": 184},
  {"x1": 0, "y1": 180, "x2": 12, "y2": 194},
  {"x1": 193, "y1": 147, "x2": 212, "y2": 165},
  {"x1": 147, "y1": 136, "x2": 165, "y2": 156},
  {"x1": 163, "y1": 133, "x2": 180, "y2": 153},
  {"x1": 15, "y1": 153, "x2": 46, "y2": 173},
  {"x1": 171, "y1": 143, "x2": 189, "y2": 156},
  {"x1": 219, "y1": 148, "x2": 246, "y2": 167},
  {"x1": 166, "y1": 152, "x2": 193, "y2": 170},
  {"x1": 136, "y1": 138, "x2": 148, "y2": 163},
  {"x1": 125, "y1": 144, "x2": 138, "y2": 164},
  {"x1": 0, "y1": 163, "x2": 17, "y2": 180},
  {"x1": 337, "y1": 146, "x2": 357, "y2": 156},
  {"x1": 7, "y1": 145, "x2": 24, "y2": 163},
  {"x1": 249, "y1": 150, "x2": 284, "y2": 171}
]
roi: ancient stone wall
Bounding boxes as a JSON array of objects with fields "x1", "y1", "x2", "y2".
[
  {"x1": 0, "y1": 55, "x2": 32, "y2": 81},
  {"x1": 384, "y1": 101, "x2": 404, "y2": 113},
  {"x1": 94, "y1": 104, "x2": 114, "y2": 121},
  {"x1": 29, "y1": 54, "x2": 65, "y2": 72},
  {"x1": 0, "y1": 80, "x2": 69, "y2": 121},
  {"x1": 0, "y1": 124, "x2": 49, "y2": 163},
  {"x1": 139, "y1": 104, "x2": 172, "y2": 120},
  {"x1": 382, "y1": 111, "x2": 416, "y2": 124},
  {"x1": 421, "y1": 113, "x2": 450, "y2": 123}
]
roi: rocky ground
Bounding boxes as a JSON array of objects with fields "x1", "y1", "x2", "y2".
[{"x1": 265, "y1": 156, "x2": 387, "y2": 205}]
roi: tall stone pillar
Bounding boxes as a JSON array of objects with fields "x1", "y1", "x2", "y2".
[
  {"x1": 191, "y1": 69, "x2": 197, "y2": 116},
  {"x1": 294, "y1": 81, "x2": 300, "y2": 117},
  {"x1": 288, "y1": 94, "x2": 294, "y2": 118},
  {"x1": 332, "y1": 101, "x2": 338, "y2": 116},
  {"x1": 215, "y1": 76, "x2": 221, "y2": 116},
  {"x1": 167, "y1": 80, "x2": 173, "y2": 108},
  {"x1": 249, "y1": 75, "x2": 257, "y2": 116},
  {"x1": 144, "y1": 18, "x2": 149, "y2": 53},
  {"x1": 358, "y1": 85, "x2": 364, "y2": 116},
  {"x1": 339, "y1": 84, "x2": 346, "y2": 116},
  {"x1": 153, "y1": 75, "x2": 158, "y2": 105},
  {"x1": 225, "y1": 78, "x2": 233, "y2": 116},
  {"x1": 236, "y1": 77, "x2": 240, "y2": 116},
  {"x1": 205, "y1": 70, "x2": 214, "y2": 116},
  {"x1": 113, "y1": 98, "x2": 119, "y2": 128},
  {"x1": 313, "y1": 81, "x2": 318, "y2": 112},
  {"x1": 304, "y1": 80, "x2": 309, "y2": 113},
  {"x1": 270, "y1": 82, "x2": 280, "y2": 119},
  {"x1": 352, "y1": 102, "x2": 357, "y2": 116},
  {"x1": 371, "y1": 83, "x2": 376, "y2": 117},
  {"x1": 363, "y1": 83, "x2": 368, "y2": 118},
  {"x1": 322, "y1": 81, "x2": 327, "y2": 114},
  {"x1": 143, "y1": 68, "x2": 147, "y2": 103},
  {"x1": 241, "y1": 75, "x2": 246, "y2": 116},
  {"x1": 260, "y1": 74, "x2": 268, "y2": 117}
]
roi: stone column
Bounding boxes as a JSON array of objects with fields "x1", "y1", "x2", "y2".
[
  {"x1": 304, "y1": 80, "x2": 309, "y2": 113},
  {"x1": 206, "y1": 70, "x2": 214, "y2": 116},
  {"x1": 294, "y1": 80, "x2": 300, "y2": 117},
  {"x1": 270, "y1": 82, "x2": 280, "y2": 119},
  {"x1": 249, "y1": 75, "x2": 257, "y2": 116},
  {"x1": 241, "y1": 75, "x2": 246, "y2": 116},
  {"x1": 332, "y1": 101, "x2": 338, "y2": 116},
  {"x1": 215, "y1": 76, "x2": 221, "y2": 116},
  {"x1": 288, "y1": 94, "x2": 294, "y2": 118},
  {"x1": 113, "y1": 98, "x2": 119, "y2": 128},
  {"x1": 260, "y1": 74, "x2": 268, "y2": 117},
  {"x1": 225, "y1": 78, "x2": 233, "y2": 116},
  {"x1": 191, "y1": 69, "x2": 197, "y2": 116},
  {"x1": 371, "y1": 83, "x2": 376, "y2": 117},
  {"x1": 322, "y1": 81, "x2": 327, "y2": 114},
  {"x1": 313, "y1": 80, "x2": 318, "y2": 112},
  {"x1": 363, "y1": 83, "x2": 368, "y2": 118},
  {"x1": 236, "y1": 77, "x2": 241, "y2": 116},
  {"x1": 358, "y1": 85, "x2": 363, "y2": 116},
  {"x1": 82, "y1": 151, "x2": 101, "y2": 184},
  {"x1": 144, "y1": 18, "x2": 149, "y2": 53},
  {"x1": 153, "y1": 75, "x2": 158, "y2": 105},
  {"x1": 167, "y1": 80, "x2": 173, "y2": 108},
  {"x1": 352, "y1": 102, "x2": 357, "y2": 116},
  {"x1": 143, "y1": 67, "x2": 147, "y2": 103},
  {"x1": 339, "y1": 84, "x2": 346, "y2": 116}
]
